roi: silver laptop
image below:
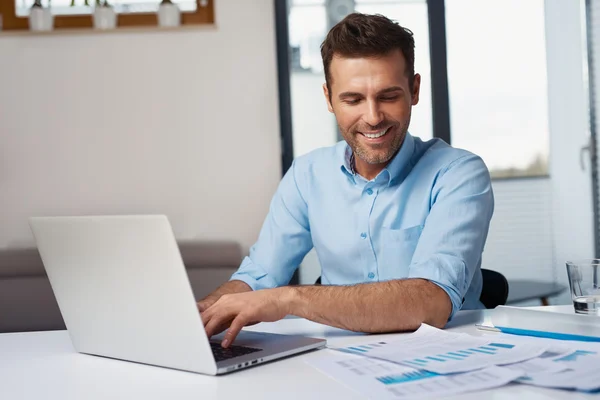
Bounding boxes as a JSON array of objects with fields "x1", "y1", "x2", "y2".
[{"x1": 29, "y1": 215, "x2": 326, "y2": 375}]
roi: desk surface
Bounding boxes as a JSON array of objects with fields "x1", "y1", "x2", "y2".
[{"x1": 0, "y1": 305, "x2": 597, "y2": 400}]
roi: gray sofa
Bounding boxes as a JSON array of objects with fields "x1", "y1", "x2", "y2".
[{"x1": 0, "y1": 241, "x2": 243, "y2": 333}]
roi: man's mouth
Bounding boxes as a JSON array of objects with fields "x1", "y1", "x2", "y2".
[{"x1": 359, "y1": 126, "x2": 391, "y2": 139}]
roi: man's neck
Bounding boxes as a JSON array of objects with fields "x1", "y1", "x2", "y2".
[{"x1": 353, "y1": 155, "x2": 388, "y2": 181}]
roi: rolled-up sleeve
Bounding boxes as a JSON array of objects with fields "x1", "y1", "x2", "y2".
[
  {"x1": 408, "y1": 154, "x2": 494, "y2": 318},
  {"x1": 230, "y1": 160, "x2": 313, "y2": 291}
]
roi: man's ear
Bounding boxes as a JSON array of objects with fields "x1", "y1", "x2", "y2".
[
  {"x1": 323, "y1": 83, "x2": 334, "y2": 113},
  {"x1": 411, "y1": 73, "x2": 421, "y2": 106}
]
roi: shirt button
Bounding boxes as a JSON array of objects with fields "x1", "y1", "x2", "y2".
[
  {"x1": 368, "y1": 272, "x2": 375, "y2": 279},
  {"x1": 360, "y1": 232, "x2": 367, "y2": 239},
  {"x1": 366, "y1": 188, "x2": 373, "y2": 195}
]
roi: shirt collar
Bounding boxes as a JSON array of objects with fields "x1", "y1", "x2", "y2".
[
  {"x1": 341, "y1": 145, "x2": 356, "y2": 176},
  {"x1": 339, "y1": 133, "x2": 416, "y2": 185}
]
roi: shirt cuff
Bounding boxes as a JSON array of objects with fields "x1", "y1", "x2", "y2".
[
  {"x1": 229, "y1": 256, "x2": 279, "y2": 291},
  {"x1": 408, "y1": 258, "x2": 466, "y2": 321},
  {"x1": 427, "y1": 280, "x2": 463, "y2": 321}
]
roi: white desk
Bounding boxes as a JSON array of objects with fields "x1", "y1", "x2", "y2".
[{"x1": 0, "y1": 305, "x2": 597, "y2": 399}]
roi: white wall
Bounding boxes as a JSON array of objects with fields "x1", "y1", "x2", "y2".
[{"x1": 0, "y1": 0, "x2": 282, "y2": 251}]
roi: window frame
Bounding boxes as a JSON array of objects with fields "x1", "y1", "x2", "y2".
[{"x1": 0, "y1": 0, "x2": 214, "y2": 30}]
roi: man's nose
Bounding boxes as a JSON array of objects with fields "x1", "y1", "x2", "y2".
[{"x1": 364, "y1": 100, "x2": 384, "y2": 128}]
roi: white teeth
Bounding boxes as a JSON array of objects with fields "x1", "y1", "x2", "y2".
[{"x1": 363, "y1": 128, "x2": 388, "y2": 139}]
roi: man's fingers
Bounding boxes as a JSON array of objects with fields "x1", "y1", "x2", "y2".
[
  {"x1": 204, "y1": 311, "x2": 236, "y2": 338},
  {"x1": 205, "y1": 317, "x2": 225, "y2": 338},
  {"x1": 197, "y1": 296, "x2": 218, "y2": 312},
  {"x1": 201, "y1": 307, "x2": 214, "y2": 327},
  {"x1": 198, "y1": 298, "x2": 215, "y2": 313},
  {"x1": 222, "y1": 315, "x2": 249, "y2": 348},
  {"x1": 201, "y1": 298, "x2": 228, "y2": 328}
]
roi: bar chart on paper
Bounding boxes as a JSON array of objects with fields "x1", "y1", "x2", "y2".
[
  {"x1": 343, "y1": 342, "x2": 388, "y2": 354},
  {"x1": 334, "y1": 324, "x2": 548, "y2": 374},
  {"x1": 554, "y1": 350, "x2": 597, "y2": 362},
  {"x1": 516, "y1": 349, "x2": 600, "y2": 392},
  {"x1": 399, "y1": 343, "x2": 517, "y2": 369},
  {"x1": 549, "y1": 349, "x2": 600, "y2": 373},
  {"x1": 376, "y1": 369, "x2": 439, "y2": 384}
]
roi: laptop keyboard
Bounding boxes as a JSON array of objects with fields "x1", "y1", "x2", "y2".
[{"x1": 210, "y1": 342, "x2": 262, "y2": 362}]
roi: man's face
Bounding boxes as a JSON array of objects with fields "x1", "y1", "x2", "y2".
[{"x1": 324, "y1": 50, "x2": 420, "y2": 169}]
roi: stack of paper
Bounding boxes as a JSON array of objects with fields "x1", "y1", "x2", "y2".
[
  {"x1": 307, "y1": 324, "x2": 600, "y2": 399},
  {"x1": 309, "y1": 352, "x2": 521, "y2": 399},
  {"x1": 485, "y1": 332, "x2": 600, "y2": 392},
  {"x1": 333, "y1": 324, "x2": 548, "y2": 374}
]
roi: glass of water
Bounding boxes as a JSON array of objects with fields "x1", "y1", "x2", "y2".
[{"x1": 566, "y1": 260, "x2": 600, "y2": 315}]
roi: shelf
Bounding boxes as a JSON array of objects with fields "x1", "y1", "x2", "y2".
[{"x1": 0, "y1": 23, "x2": 217, "y2": 37}]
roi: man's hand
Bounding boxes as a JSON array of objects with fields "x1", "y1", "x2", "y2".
[
  {"x1": 202, "y1": 288, "x2": 292, "y2": 348},
  {"x1": 197, "y1": 280, "x2": 252, "y2": 312},
  {"x1": 197, "y1": 293, "x2": 220, "y2": 313}
]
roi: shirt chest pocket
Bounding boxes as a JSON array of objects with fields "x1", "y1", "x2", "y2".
[{"x1": 378, "y1": 225, "x2": 423, "y2": 281}]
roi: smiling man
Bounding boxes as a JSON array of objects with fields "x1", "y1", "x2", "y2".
[{"x1": 198, "y1": 13, "x2": 494, "y2": 348}]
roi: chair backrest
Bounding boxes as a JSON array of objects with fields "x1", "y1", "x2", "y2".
[
  {"x1": 315, "y1": 268, "x2": 509, "y2": 309},
  {"x1": 479, "y1": 268, "x2": 509, "y2": 309}
]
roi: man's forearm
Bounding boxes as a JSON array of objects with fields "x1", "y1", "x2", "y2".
[{"x1": 284, "y1": 279, "x2": 452, "y2": 332}]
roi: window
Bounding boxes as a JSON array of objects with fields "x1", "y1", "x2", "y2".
[
  {"x1": 288, "y1": 0, "x2": 336, "y2": 158},
  {"x1": 284, "y1": 0, "x2": 551, "y2": 178},
  {"x1": 289, "y1": 0, "x2": 327, "y2": 74},
  {"x1": 445, "y1": 0, "x2": 550, "y2": 178},
  {"x1": 1, "y1": 0, "x2": 213, "y2": 30}
]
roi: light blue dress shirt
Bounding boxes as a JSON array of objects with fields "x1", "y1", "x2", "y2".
[{"x1": 230, "y1": 133, "x2": 494, "y2": 317}]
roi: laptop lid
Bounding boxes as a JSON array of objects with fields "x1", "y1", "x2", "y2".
[{"x1": 29, "y1": 215, "x2": 218, "y2": 375}]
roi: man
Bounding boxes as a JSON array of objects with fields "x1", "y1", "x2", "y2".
[{"x1": 199, "y1": 13, "x2": 494, "y2": 348}]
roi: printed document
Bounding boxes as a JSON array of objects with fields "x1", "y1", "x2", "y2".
[
  {"x1": 307, "y1": 351, "x2": 522, "y2": 399},
  {"x1": 333, "y1": 324, "x2": 548, "y2": 374}
]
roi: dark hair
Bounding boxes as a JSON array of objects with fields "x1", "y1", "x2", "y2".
[{"x1": 320, "y1": 13, "x2": 415, "y2": 98}]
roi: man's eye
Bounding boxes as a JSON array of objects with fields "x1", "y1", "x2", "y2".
[
  {"x1": 380, "y1": 96, "x2": 399, "y2": 101},
  {"x1": 345, "y1": 99, "x2": 361, "y2": 105}
]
